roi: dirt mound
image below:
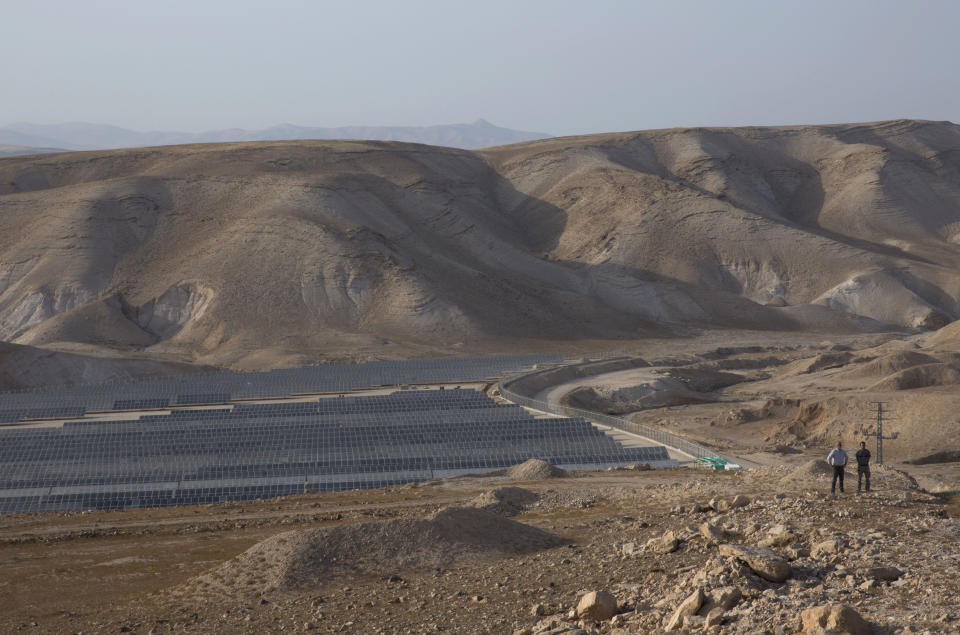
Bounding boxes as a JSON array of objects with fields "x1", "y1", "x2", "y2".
[
  {"x1": 869, "y1": 363, "x2": 960, "y2": 391},
  {"x1": 469, "y1": 487, "x2": 539, "y2": 515},
  {"x1": 839, "y1": 351, "x2": 941, "y2": 380},
  {"x1": 189, "y1": 506, "x2": 565, "y2": 595},
  {"x1": 504, "y1": 459, "x2": 568, "y2": 480},
  {"x1": 782, "y1": 459, "x2": 835, "y2": 482}
]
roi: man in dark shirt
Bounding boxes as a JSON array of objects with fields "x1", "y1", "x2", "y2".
[{"x1": 856, "y1": 441, "x2": 871, "y2": 493}]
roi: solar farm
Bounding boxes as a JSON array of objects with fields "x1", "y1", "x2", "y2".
[{"x1": 0, "y1": 355, "x2": 673, "y2": 514}]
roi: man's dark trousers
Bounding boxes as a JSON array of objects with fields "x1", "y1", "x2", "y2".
[
  {"x1": 858, "y1": 466, "x2": 871, "y2": 492},
  {"x1": 831, "y1": 466, "x2": 845, "y2": 493}
]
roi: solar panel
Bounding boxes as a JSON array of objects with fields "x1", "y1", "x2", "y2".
[
  {"x1": 0, "y1": 354, "x2": 562, "y2": 417},
  {"x1": 0, "y1": 386, "x2": 672, "y2": 513}
]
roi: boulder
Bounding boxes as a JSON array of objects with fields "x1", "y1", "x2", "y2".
[
  {"x1": 646, "y1": 530, "x2": 680, "y2": 554},
  {"x1": 700, "y1": 522, "x2": 726, "y2": 542},
  {"x1": 576, "y1": 590, "x2": 617, "y2": 622},
  {"x1": 799, "y1": 604, "x2": 871, "y2": 634},
  {"x1": 665, "y1": 588, "x2": 704, "y2": 631},
  {"x1": 719, "y1": 544, "x2": 791, "y2": 582}
]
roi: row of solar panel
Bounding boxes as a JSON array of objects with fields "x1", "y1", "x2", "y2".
[
  {"x1": 0, "y1": 354, "x2": 560, "y2": 416},
  {"x1": 0, "y1": 383, "x2": 672, "y2": 513},
  {"x1": 2, "y1": 417, "x2": 602, "y2": 446},
  {"x1": 0, "y1": 389, "x2": 501, "y2": 426},
  {"x1": 1, "y1": 445, "x2": 667, "y2": 486},
  {"x1": 1, "y1": 431, "x2": 623, "y2": 464},
  {"x1": 0, "y1": 451, "x2": 669, "y2": 513}
]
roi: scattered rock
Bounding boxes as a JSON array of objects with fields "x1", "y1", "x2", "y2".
[
  {"x1": 799, "y1": 603, "x2": 871, "y2": 634},
  {"x1": 700, "y1": 522, "x2": 726, "y2": 542},
  {"x1": 576, "y1": 590, "x2": 617, "y2": 622},
  {"x1": 530, "y1": 618, "x2": 588, "y2": 635},
  {"x1": 645, "y1": 530, "x2": 680, "y2": 554},
  {"x1": 719, "y1": 544, "x2": 791, "y2": 582},
  {"x1": 470, "y1": 487, "x2": 539, "y2": 515},
  {"x1": 698, "y1": 586, "x2": 741, "y2": 614},
  {"x1": 759, "y1": 524, "x2": 797, "y2": 548},
  {"x1": 665, "y1": 588, "x2": 704, "y2": 631},
  {"x1": 705, "y1": 607, "x2": 725, "y2": 627}
]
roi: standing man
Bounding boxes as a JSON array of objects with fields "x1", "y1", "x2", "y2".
[
  {"x1": 856, "y1": 441, "x2": 871, "y2": 493},
  {"x1": 827, "y1": 441, "x2": 848, "y2": 495}
]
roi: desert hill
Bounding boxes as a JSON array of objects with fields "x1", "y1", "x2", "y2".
[
  {"x1": 0, "y1": 119, "x2": 551, "y2": 151},
  {"x1": 2, "y1": 119, "x2": 960, "y2": 367}
]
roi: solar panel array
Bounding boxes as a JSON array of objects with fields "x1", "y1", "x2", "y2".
[
  {"x1": 0, "y1": 389, "x2": 671, "y2": 513},
  {"x1": 0, "y1": 354, "x2": 562, "y2": 423}
]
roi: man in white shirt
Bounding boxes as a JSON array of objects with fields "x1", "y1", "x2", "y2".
[{"x1": 826, "y1": 441, "x2": 849, "y2": 495}]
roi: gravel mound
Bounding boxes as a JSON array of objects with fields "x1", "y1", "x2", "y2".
[
  {"x1": 190, "y1": 506, "x2": 565, "y2": 594},
  {"x1": 470, "y1": 487, "x2": 539, "y2": 515},
  {"x1": 504, "y1": 459, "x2": 568, "y2": 480}
]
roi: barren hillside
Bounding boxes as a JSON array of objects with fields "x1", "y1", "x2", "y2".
[{"x1": 2, "y1": 119, "x2": 960, "y2": 367}]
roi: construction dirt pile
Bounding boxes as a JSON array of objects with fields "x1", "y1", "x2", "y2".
[
  {"x1": 469, "y1": 487, "x2": 540, "y2": 515},
  {"x1": 504, "y1": 458, "x2": 569, "y2": 481},
  {"x1": 184, "y1": 506, "x2": 565, "y2": 596}
]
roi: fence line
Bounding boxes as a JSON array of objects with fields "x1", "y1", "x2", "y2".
[{"x1": 497, "y1": 369, "x2": 730, "y2": 463}]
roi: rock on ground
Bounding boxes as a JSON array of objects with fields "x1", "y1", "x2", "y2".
[
  {"x1": 718, "y1": 543, "x2": 791, "y2": 582},
  {"x1": 799, "y1": 603, "x2": 871, "y2": 634},
  {"x1": 665, "y1": 588, "x2": 703, "y2": 631},
  {"x1": 575, "y1": 590, "x2": 617, "y2": 621}
]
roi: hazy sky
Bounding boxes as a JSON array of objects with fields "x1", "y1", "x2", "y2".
[{"x1": 2, "y1": 1, "x2": 958, "y2": 135}]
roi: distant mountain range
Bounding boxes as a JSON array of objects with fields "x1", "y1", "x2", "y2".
[
  {"x1": 0, "y1": 144, "x2": 68, "y2": 157},
  {"x1": 0, "y1": 119, "x2": 551, "y2": 153}
]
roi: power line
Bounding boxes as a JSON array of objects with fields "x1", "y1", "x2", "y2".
[{"x1": 864, "y1": 401, "x2": 898, "y2": 465}]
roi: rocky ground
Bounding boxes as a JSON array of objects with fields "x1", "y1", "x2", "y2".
[{"x1": 2, "y1": 457, "x2": 958, "y2": 634}]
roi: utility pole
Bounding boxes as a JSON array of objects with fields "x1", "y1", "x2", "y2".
[{"x1": 864, "y1": 401, "x2": 898, "y2": 465}]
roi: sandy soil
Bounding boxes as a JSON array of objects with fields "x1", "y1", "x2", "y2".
[{"x1": 2, "y1": 459, "x2": 958, "y2": 634}]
